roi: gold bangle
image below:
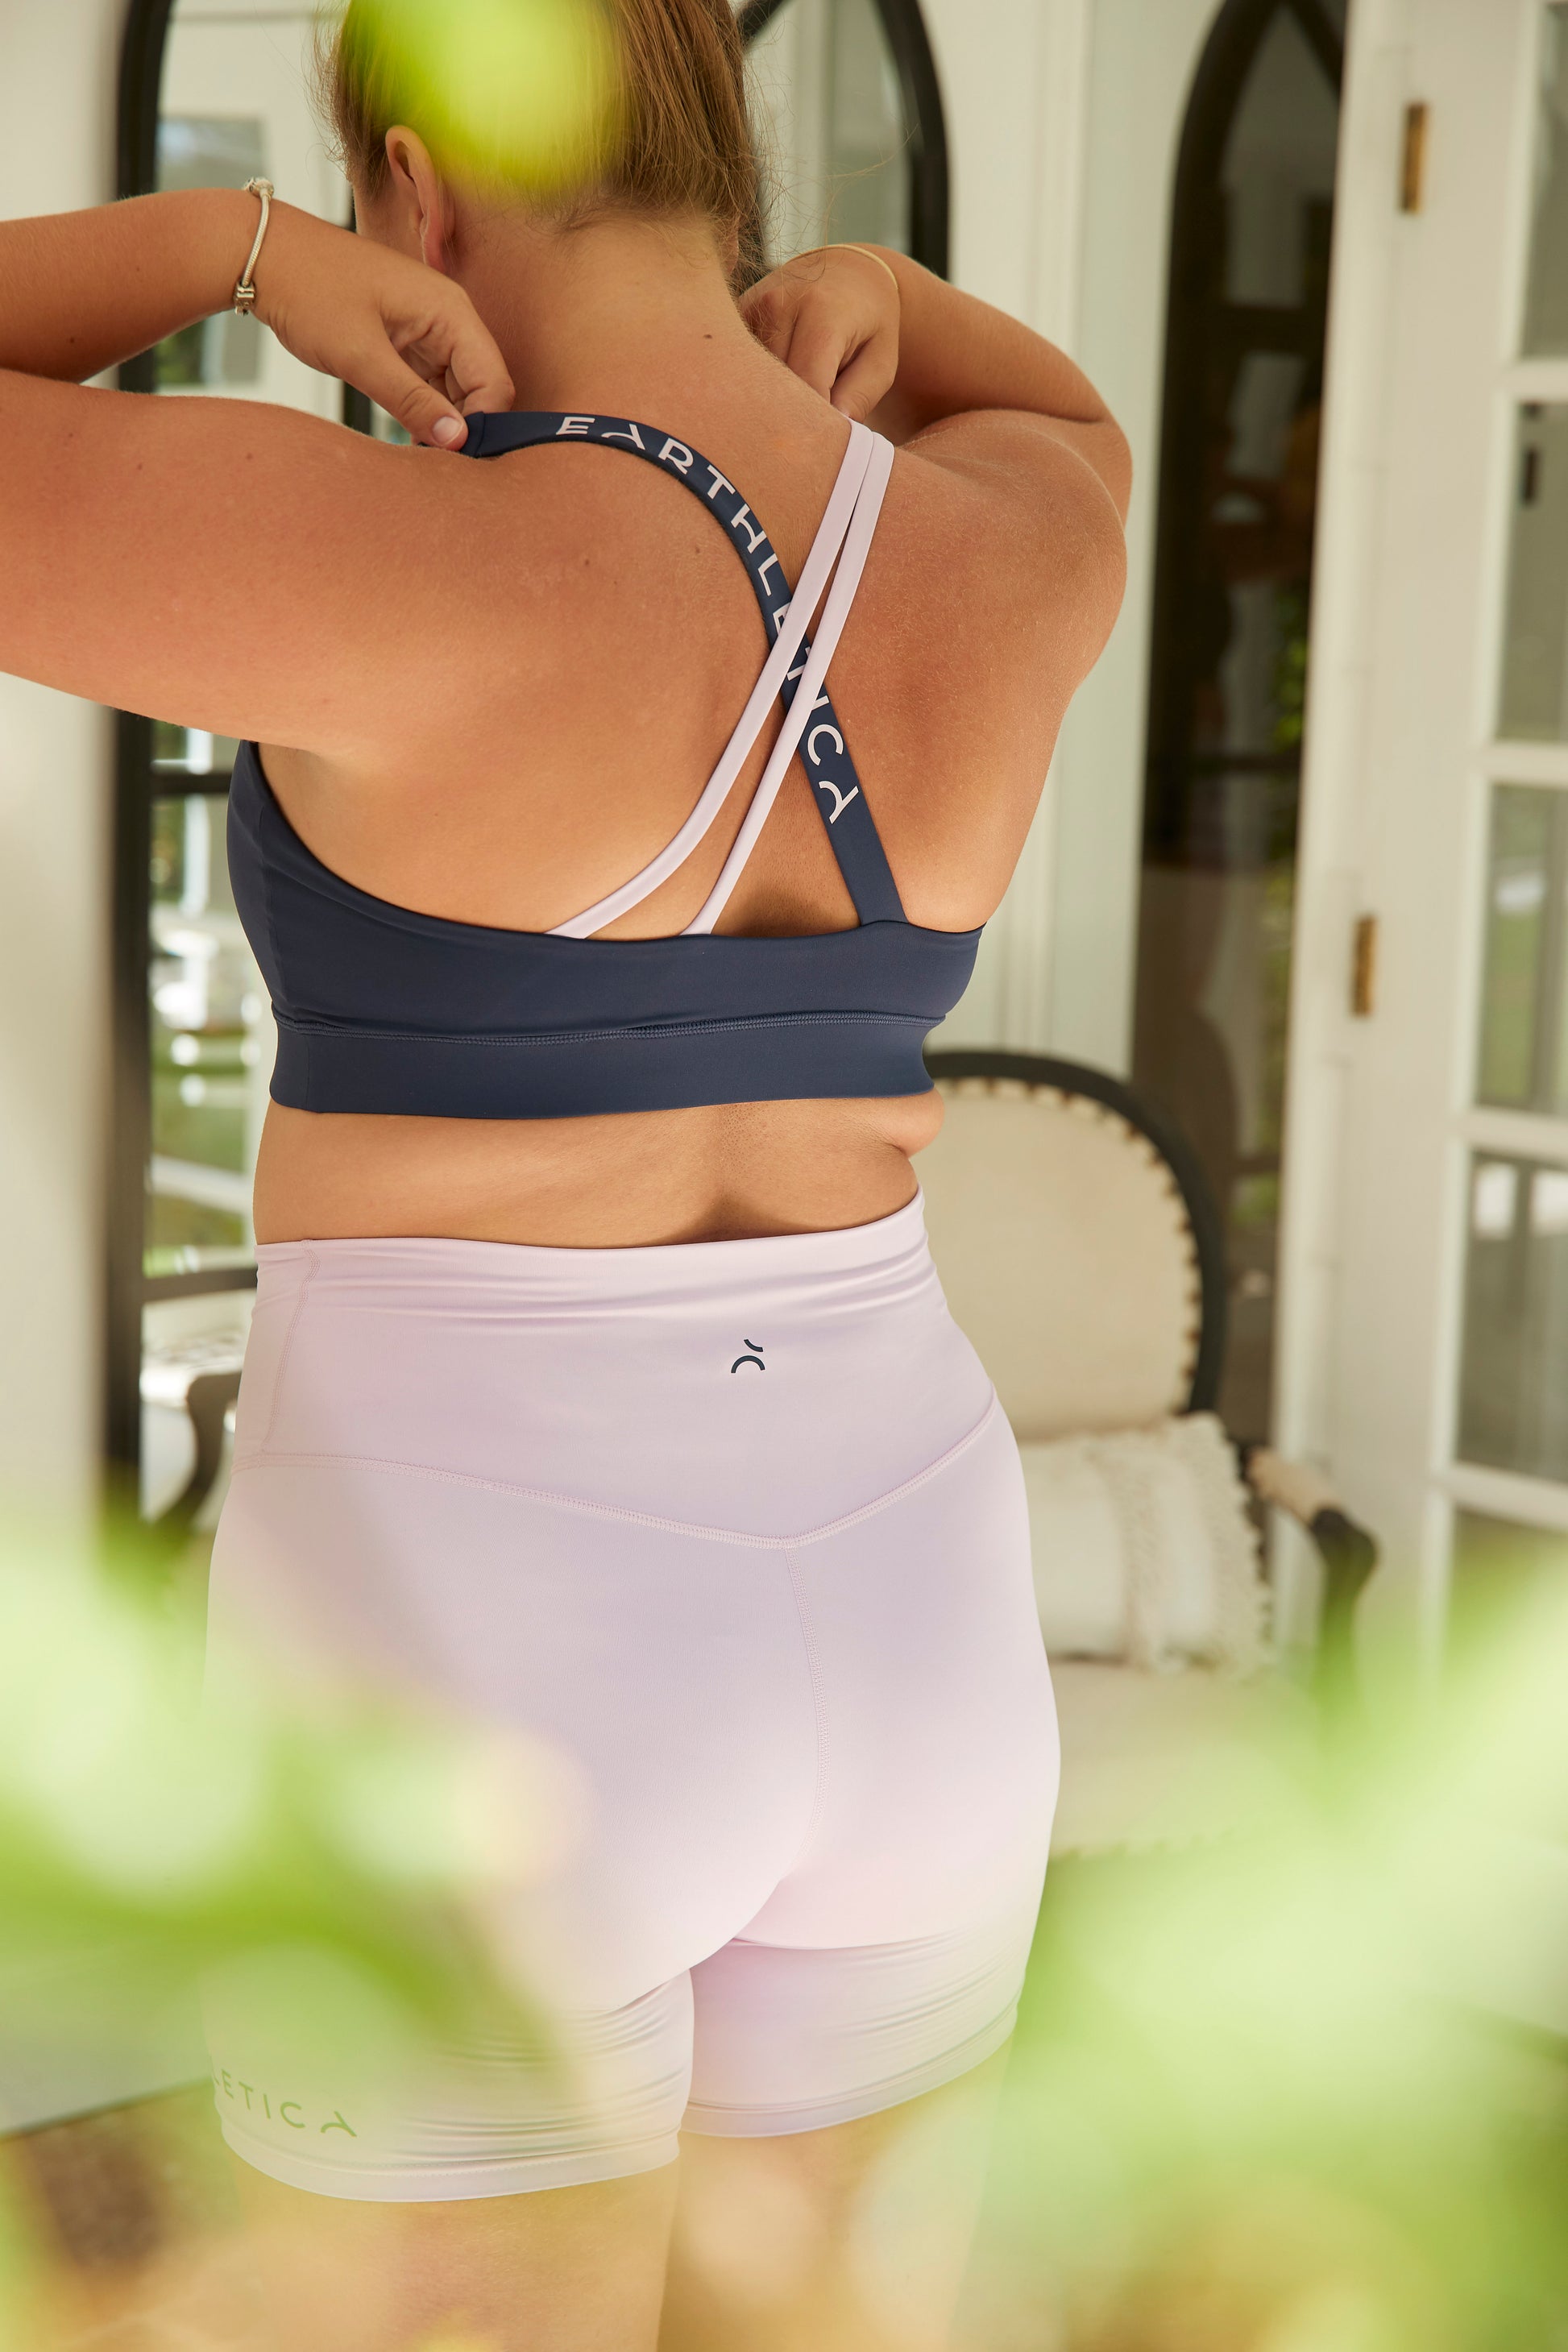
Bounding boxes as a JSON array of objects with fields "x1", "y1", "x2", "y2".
[
  {"x1": 233, "y1": 177, "x2": 274, "y2": 316},
  {"x1": 829, "y1": 243, "x2": 902, "y2": 297}
]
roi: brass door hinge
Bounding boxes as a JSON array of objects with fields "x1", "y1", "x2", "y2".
[
  {"x1": 1400, "y1": 102, "x2": 1429, "y2": 213},
  {"x1": 1351, "y1": 915, "x2": 1379, "y2": 1017}
]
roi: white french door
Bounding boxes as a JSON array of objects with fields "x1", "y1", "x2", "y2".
[{"x1": 1279, "y1": 0, "x2": 1568, "y2": 1662}]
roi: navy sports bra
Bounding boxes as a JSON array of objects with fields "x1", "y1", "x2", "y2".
[{"x1": 227, "y1": 410, "x2": 981, "y2": 1120}]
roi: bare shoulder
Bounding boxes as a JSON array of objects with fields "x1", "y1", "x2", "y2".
[
  {"x1": 890, "y1": 409, "x2": 1129, "y2": 685},
  {"x1": 840, "y1": 411, "x2": 1129, "y2": 931}
]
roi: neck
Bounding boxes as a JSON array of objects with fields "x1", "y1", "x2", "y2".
[{"x1": 452, "y1": 206, "x2": 761, "y2": 420}]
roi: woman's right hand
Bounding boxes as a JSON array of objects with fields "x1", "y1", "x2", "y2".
[{"x1": 247, "y1": 197, "x2": 514, "y2": 448}]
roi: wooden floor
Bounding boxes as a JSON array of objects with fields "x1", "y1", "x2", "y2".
[{"x1": 5, "y1": 2088, "x2": 263, "y2": 2350}]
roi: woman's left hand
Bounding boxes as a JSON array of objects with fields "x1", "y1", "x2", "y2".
[{"x1": 740, "y1": 246, "x2": 901, "y2": 422}]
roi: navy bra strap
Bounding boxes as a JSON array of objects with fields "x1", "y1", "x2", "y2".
[{"x1": 460, "y1": 409, "x2": 906, "y2": 927}]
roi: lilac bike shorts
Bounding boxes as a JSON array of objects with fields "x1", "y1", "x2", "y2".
[{"x1": 202, "y1": 1192, "x2": 1059, "y2": 2201}]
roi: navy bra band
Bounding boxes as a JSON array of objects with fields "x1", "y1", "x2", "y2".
[{"x1": 226, "y1": 412, "x2": 982, "y2": 1121}]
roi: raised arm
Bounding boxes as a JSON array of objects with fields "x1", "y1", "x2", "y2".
[
  {"x1": 740, "y1": 244, "x2": 1130, "y2": 520},
  {"x1": 742, "y1": 244, "x2": 1129, "y2": 923},
  {"x1": 0, "y1": 191, "x2": 512, "y2": 428},
  {"x1": 0, "y1": 193, "x2": 515, "y2": 742}
]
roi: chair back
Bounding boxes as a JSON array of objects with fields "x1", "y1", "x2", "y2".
[{"x1": 919, "y1": 1052, "x2": 1227, "y2": 1441}]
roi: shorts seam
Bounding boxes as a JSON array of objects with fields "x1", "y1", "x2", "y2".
[
  {"x1": 229, "y1": 1390, "x2": 1001, "y2": 1550},
  {"x1": 781, "y1": 1548, "x2": 830, "y2": 1877},
  {"x1": 681, "y1": 2000, "x2": 1019, "y2": 2139},
  {"x1": 218, "y1": 2116, "x2": 681, "y2": 2201}
]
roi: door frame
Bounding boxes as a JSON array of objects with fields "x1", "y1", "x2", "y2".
[{"x1": 1274, "y1": 0, "x2": 1551, "y2": 1661}]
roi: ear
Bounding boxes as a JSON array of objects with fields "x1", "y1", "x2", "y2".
[{"x1": 383, "y1": 125, "x2": 457, "y2": 273}]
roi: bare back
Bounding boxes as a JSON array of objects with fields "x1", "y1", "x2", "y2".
[
  {"x1": 252, "y1": 360, "x2": 1110, "y2": 1247},
  {"x1": 0, "y1": 201, "x2": 1126, "y2": 1251}
]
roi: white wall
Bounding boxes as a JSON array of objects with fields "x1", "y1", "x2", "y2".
[
  {"x1": 922, "y1": 0, "x2": 1217, "y2": 1070},
  {"x1": 0, "y1": 0, "x2": 122, "y2": 1516}
]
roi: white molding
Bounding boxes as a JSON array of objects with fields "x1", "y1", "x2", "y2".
[
  {"x1": 1480, "y1": 739, "x2": 1568, "y2": 786},
  {"x1": 1459, "y1": 1105, "x2": 1568, "y2": 1163},
  {"x1": 1501, "y1": 358, "x2": 1568, "y2": 403},
  {"x1": 1029, "y1": 0, "x2": 1093, "y2": 346},
  {"x1": 1443, "y1": 1459, "x2": 1568, "y2": 1533},
  {"x1": 1274, "y1": 2, "x2": 1410, "y2": 1475},
  {"x1": 1276, "y1": 0, "x2": 1545, "y2": 1668}
]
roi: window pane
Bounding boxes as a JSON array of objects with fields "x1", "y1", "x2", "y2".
[
  {"x1": 147, "y1": 793, "x2": 274, "y2": 1282},
  {"x1": 1450, "y1": 1510, "x2": 1568, "y2": 1663},
  {"x1": 1476, "y1": 783, "x2": 1562, "y2": 1110},
  {"x1": 1458, "y1": 1153, "x2": 1568, "y2": 1480},
  {"x1": 745, "y1": 0, "x2": 911, "y2": 266},
  {"x1": 1498, "y1": 404, "x2": 1568, "y2": 741},
  {"x1": 1523, "y1": 2, "x2": 1568, "y2": 355}
]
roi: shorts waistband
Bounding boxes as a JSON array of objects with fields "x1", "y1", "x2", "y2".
[
  {"x1": 236, "y1": 1186, "x2": 991, "y2": 1539},
  {"x1": 255, "y1": 1189, "x2": 930, "y2": 1307}
]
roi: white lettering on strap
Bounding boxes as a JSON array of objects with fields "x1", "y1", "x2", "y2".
[
  {"x1": 546, "y1": 422, "x2": 877, "y2": 940},
  {"x1": 756, "y1": 553, "x2": 781, "y2": 594},
  {"x1": 729, "y1": 504, "x2": 769, "y2": 554},
  {"x1": 557, "y1": 414, "x2": 595, "y2": 435},
  {"x1": 705, "y1": 465, "x2": 736, "y2": 501},
  {"x1": 658, "y1": 438, "x2": 695, "y2": 473},
  {"x1": 683, "y1": 425, "x2": 894, "y2": 935},
  {"x1": 807, "y1": 724, "x2": 844, "y2": 766},
  {"x1": 604, "y1": 421, "x2": 645, "y2": 449},
  {"x1": 817, "y1": 779, "x2": 861, "y2": 824}
]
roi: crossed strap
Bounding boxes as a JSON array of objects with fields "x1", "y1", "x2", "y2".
[{"x1": 461, "y1": 409, "x2": 906, "y2": 933}]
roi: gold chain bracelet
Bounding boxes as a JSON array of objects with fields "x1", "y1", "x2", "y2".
[{"x1": 232, "y1": 177, "x2": 275, "y2": 317}]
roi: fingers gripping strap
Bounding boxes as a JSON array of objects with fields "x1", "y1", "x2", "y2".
[
  {"x1": 683, "y1": 430, "x2": 896, "y2": 938},
  {"x1": 550, "y1": 422, "x2": 874, "y2": 940}
]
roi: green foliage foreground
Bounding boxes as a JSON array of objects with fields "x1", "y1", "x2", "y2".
[{"x1": 2, "y1": 1521, "x2": 1568, "y2": 2347}]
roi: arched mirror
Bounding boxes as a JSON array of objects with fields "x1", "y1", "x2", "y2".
[
  {"x1": 1133, "y1": 0, "x2": 1346, "y2": 1445},
  {"x1": 736, "y1": 0, "x2": 947, "y2": 275},
  {"x1": 107, "y1": 0, "x2": 948, "y2": 1517}
]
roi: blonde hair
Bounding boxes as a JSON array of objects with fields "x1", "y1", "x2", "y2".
[{"x1": 318, "y1": 0, "x2": 764, "y2": 277}]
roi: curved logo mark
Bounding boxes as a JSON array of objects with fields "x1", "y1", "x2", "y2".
[
  {"x1": 815, "y1": 777, "x2": 861, "y2": 825},
  {"x1": 731, "y1": 1338, "x2": 766, "y2": 1375}
]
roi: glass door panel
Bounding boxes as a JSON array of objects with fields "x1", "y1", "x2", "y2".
[
  {"x1": 1458, "y1": 1152, "x2": 1568, "y2": 1481},
  {"x1": 1475, "y1": 783, "x2": 1568, "y2": 1111},
  {"x1": 1498, "y1": 404, "x2": 1568, "y2": 740},
  {"x1": 1448, "y1": 5, "x2": 1568, "y2": 1623},
  {"x1": 1523, "y1": 2, "x2": 1568, "y2": 355}
]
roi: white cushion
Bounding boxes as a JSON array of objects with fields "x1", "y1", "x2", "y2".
[{"x1": 1021, "y1": 1412, "x2": 1267, "y2": 1674}]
